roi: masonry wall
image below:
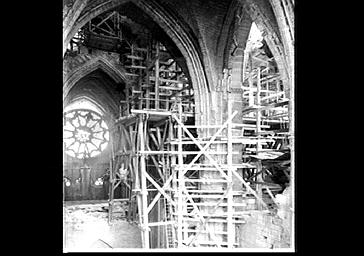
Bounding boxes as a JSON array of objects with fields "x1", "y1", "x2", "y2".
[
  {"x1": 63, "y1": 145, "x2": 111, "y2": 201},
  {"x1": 63, "y1": 120, "x2": 116, "y2": 201},
  {"x1": 238, "y1": 186, "x2": 292, "y2": 248},
  {"x1": 238, "y1": 211, "x2": 290, "y2": 248}
]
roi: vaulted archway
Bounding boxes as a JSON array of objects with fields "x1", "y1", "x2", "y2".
[
  {"x1": 63, "y1": 0, "x2": 295, "y2": 251},
  {"x1": 63, "y1": 0, "x2": 210, "y2": 125},
  {"x1": 63, "y1": 52, "x2": 129, "y2": 102}
]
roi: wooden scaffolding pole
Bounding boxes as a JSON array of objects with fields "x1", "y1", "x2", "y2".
[
  {"x1": 108, "y1": 130, "x2": 115, "y2": 223},
  {"x1": 177, "y1": 99, "x2": 184, "y2": 247},
  {"x1": 169, "y1": 116, "x2": 177, "y2": 248},
  {"x1": 226, "y1": 96, "x2": 234, "y2": 248},
  {"x1": 132, "y1": 123, "x2": 143, "y2": 244},
  {"x1": 145, "y1": 42, "x2": 151, "y2": 109},
  {"x1": 155, "y1": 41, "x2": 160, "y2": 109},
  {"x1": 139, "y1": 114, "x2": 150, "y2": 249},
  {"x1": 256, "y1": 67, "x2": 263, "y2": 210},
  {"x1": 109, "y1": 37, "x2": 197, "y2": 248}
]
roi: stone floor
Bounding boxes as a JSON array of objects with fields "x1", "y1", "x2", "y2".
[{"x1": 63, "y1": 200, "x2": 142, "y2": 251}]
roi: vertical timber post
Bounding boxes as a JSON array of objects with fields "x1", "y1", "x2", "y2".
[
  {"x1": 256, "y1": 68, "x2": 263, "y2": 210},
  {"x1": 177, "y1": 99, "x2": 183, "y2": 247},
  {"x1": 227, "y1": 85, "x2": 235, "y2": 248},
  {"x1": 155, "y1": 41, "x2": 160, "y2": 110},
  {"x1": 145, "y1": 42, "x2": 151, "y2": 109},
  {"x1": 169, "y1": 116, "x2": 177, "y2": 248},
  {"x1": 108, "y1": 129, "x2": 115, "y2": 223},
  {"x1": 227, "y1": 90, "x2": 234, "y2": 248},
  {"x1": 139, "y1": 114, "x2": 150, "y2": 248}
]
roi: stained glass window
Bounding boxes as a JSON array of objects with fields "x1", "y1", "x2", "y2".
[{"x1": 63, "y1": 109, "x2": 109, "y2": 159}]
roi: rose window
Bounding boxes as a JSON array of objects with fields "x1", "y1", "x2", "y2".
[{"x1": 63, "y1": 109, "x2": 109, "y2": 159}]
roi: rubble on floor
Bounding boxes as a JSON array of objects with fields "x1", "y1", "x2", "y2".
[{"x1": 63, "y1": 201, "x2": 141, "y2": 250}]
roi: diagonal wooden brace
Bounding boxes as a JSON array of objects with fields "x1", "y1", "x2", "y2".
[
  {"x1": 232, "y1": 169, "x2": 268, "y2": 209},
  {"x1": 172, "y1": 111, "x2": 238, "y2": 178},
  {"x1": 146, "y1": 169, "x2": 177, "y2": 214}
]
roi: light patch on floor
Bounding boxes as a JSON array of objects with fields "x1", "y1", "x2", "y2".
[{"x1": 63, "y1": 201, "x2": 142, "y2": 251}]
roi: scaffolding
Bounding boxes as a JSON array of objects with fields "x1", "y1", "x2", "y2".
[
  {"x1": 64, "y1": 9, "x2": 292, "y2": 249},
  {"x1": 107, "y1": 38, "x2": 291, "y2": 249},
  {"x1": 240, "y1": 47, "x2": 291, "y2": 209}
]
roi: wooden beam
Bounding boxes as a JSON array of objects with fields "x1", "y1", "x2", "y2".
[
  {"x1": 148, "y1": 221, "x2": 175, "y2": 227},
  {"x1": 90, "y1": 24, "x2": 115, "y2": 37},
  {"x1": 126, "y1": 55, "x2": 144, "y2": 60},
  {"x1": 138, "y1": 150, "x2": 240, "y2": 155},
  {"x1": 241, "y1": 100, "x2": 289, "y2": 114}
]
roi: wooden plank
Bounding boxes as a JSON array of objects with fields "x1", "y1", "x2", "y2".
[
  {"x1": 242, "y1": 117, "x2": 288, "y2": 124},
  {"x1": 182, "y1": 229, "x2": 229, "y2": 235},
  {"x1": 241, "y1": 100, "x2": 289, "y2": 114},
  {"x1": 159, "y1": 85, "x2": 183, "y2": 91},
  {"x1": 125, "y1": 65, "x2": 146, "y2": 69},
  {"x1": 148, "y1": 221, "x2": 175, "y2": 227},
  {"x1": 175, "y1": 178, "x2": 229, "y2": 183},
  {"x1": 190, "y1": 241, "x2": 239, "y2": 246},
  {"x1": 261, "y1": 91, "x2": 285, "y2": 102},
  {"x1": 159, "y1": 68, "x2": 183, "y2": 73},
  {"x1": 149, "y1": 76, "x2": 184, "y2": 84},
  {"x1": 139, "y1": 97, "x2": 172, "y2": 102},
  {"x1": 173, "y1": 194, "x2": 231, "y2": 199},
  {"x1": 173, "y1": 164, "x2": 255, "y2": 170},
  {"x1": 184, "y1": 202, "x2": 249, "y2": 207},
  {"x1": 149, "y1": 92, "x2": 172, "y2": 96},
  {"x1": 138, "y1": 150, "x2": 240, "y2": 155},
  {"x1": 131, "y1": 109, "x2": 172, "y2": 116},
  {"x1": 183, "y1": 218, "x2": 248, "y2": 224},
  {"x1": 177, "y1": 124, "x2": 224, "y2": 128},
  {"x1": 112, "y1": 198, "x2": 130, "y2": 202},
  {"x1": 125, "y1": 72, "x2": 139, "y2": 77},
  {"x1": 168, "y1": 140, "x2": 233, "y2": 145},
  {"x1": 126, "y1": 55, "x2": 144, "y2": 60}
]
